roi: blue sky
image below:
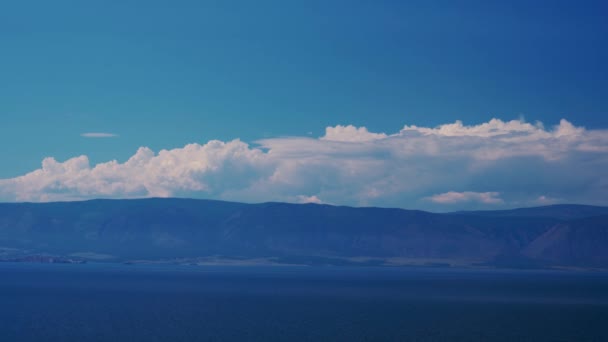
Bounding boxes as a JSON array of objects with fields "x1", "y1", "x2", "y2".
[{"x1": 1, "y1": 1, "x2": 607, "y2": 209}]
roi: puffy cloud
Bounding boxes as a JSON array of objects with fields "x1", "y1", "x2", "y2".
[
  {"x1": 401, "y1": 118, "x2": 542, "y2": 137},
  {"x1": 400, "y1": 118, "x2": 584, "y2": 139},
  {"x1": 322, "y1": 125, "x2": 388, "y2": 142},
  {"x1": 427, "y1": 192, "x2": 503, "y2": 205},
  {"x1": 1, "y1": 118, "x2": 607, "y2": 210},
  {"x1": 295, "y1": 195, "x2": 323, "y2": 204},
  {"x1": 0, "y1": 140, "x2": 270, "y2": 202},
  {"x1": 81, "y1": 132, "x2": 118, "y2": 138}
]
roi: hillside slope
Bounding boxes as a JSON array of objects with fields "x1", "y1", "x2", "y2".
[{"x1": 0, "y1": 199, "x2": 606, "y2": 268}]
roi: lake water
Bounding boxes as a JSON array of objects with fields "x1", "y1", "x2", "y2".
[{"x1": 1, "y1": 263, "x2": 607, "y2": 341}]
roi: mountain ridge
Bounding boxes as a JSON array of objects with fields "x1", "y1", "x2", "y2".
[
  {"x1": 453, "y1": 204, "x2": 608, "y2": 220},
  {"x1": 0, "y1": 198, "x2": 606, "y2": 269}
]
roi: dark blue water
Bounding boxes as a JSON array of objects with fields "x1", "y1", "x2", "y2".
[{"x1": 1, "y1": 264, "x2": 607, "y2": 341}]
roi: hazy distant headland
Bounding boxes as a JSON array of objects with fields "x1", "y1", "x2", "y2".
[{"x1": 1, "y1": 198, "x2": 607, "y2": 270}]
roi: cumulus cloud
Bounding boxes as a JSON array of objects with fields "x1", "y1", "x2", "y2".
[
  {"x1": 322, "y1": 125, "x2": 388, "y2": 142},
  {"x1": 427, "y1": 192, "x2": 503, "y2": 204},
  {"x1": 2, "y1": 118, "x2": 608, "y2": 210},
  {"x1": 81, "y1": 132, "x2": 118, "y2": 138},
  {"x1": 295, "y1": 195, "x2": 323, "y2": 204},
  {"x1": 0, "y1": 140, "x2": 269, "y2": 202}
]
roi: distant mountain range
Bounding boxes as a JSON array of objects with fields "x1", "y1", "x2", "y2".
[
  {"x1": 455, "y1": 204, "x2": 608, "y2": 220},
  {"x1": 1, "y1": 199, "x2": 607, "y2": 269}
]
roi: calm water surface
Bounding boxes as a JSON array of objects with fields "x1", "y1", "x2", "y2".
[{"x1": 1, "y1": 263, "x2": 607, "y2": 341}]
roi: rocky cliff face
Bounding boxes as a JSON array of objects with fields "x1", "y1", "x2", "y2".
[{"x1": 522, "y1": 216, "x2": 608, "y2": 267}]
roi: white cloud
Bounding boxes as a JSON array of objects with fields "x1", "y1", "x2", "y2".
[
  {"x1": 427, "y1": 192, "x2": 503, "y2": 205},
  {"x1": 295, "y1": 195, "x2": 323, "y2": 204},
  {"x1": 2, "y1": 118, "x2": 608, "y2": 210},
  {"x1": 81, "y1": 132, "x2": 118, "y2": 138},
  {"x1": 0, "y1": 140, "x2": 270, "y2": 202},
  {"x1": 322, "y1": 125, "x2": 388, "y2": 142},
  {"x1": 401, "y1": 118, "x2": 543, "y2": 137}
]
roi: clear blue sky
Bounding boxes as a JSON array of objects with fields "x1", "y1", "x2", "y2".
[{"x1": 1, "y1": 1, "x2": 607, "y2": 209}]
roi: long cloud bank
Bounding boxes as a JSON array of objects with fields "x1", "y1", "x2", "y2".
[{"x1": 1, "y1": 118, "x2": 607, "y2": 210}]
